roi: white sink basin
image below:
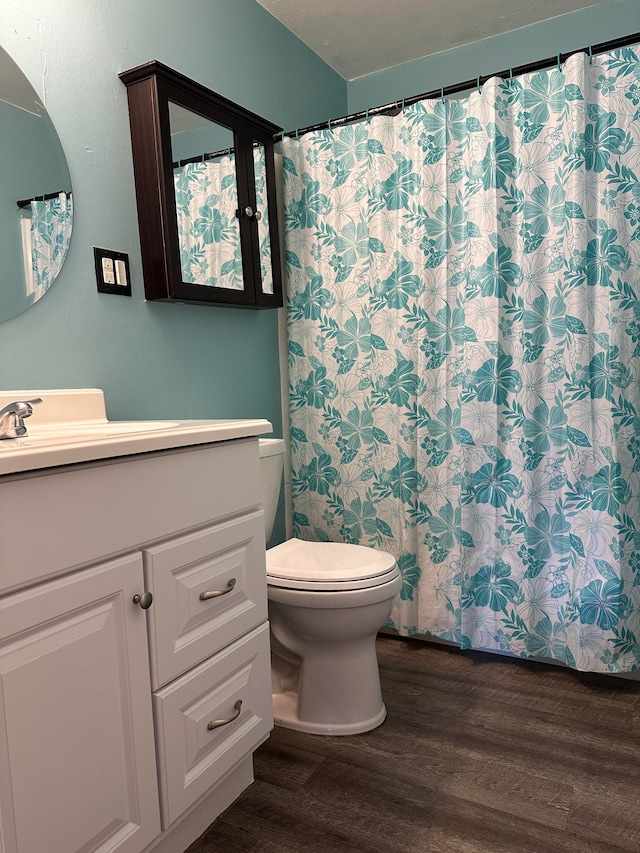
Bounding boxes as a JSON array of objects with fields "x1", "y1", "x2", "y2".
[
  {"x1": 0, "y1": 389, "x2": 272, "y2": 476},
  {"x1": 27, "y1": 420, "x2": 181, "y2": 438}
]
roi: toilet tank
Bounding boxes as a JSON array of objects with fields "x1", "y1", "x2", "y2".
[{"x1": 259, "y1": 438, "x2": 285, "y2": 542}]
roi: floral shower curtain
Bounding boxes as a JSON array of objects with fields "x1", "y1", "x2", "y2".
[
  {"x1": 282, "y1": 45, "x2": 640, "y2": 672},
  {"x1": 174, "y1": 147, "x2": 273, "y2": 293},
  {"x1": 28, "y1": 192, "x2": 73, "y2": 299}
]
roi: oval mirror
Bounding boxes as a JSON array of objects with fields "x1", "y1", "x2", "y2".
[{"x1": 0, "y1": 45, "x2": 72, "y2": 323}]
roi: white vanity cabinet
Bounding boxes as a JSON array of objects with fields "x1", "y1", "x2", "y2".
[{"x1": 0, "y1": 433, "x2": 273, "y2": 853}]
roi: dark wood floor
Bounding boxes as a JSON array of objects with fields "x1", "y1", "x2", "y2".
[{"x1": 186, "y1": 635, "x2": 640, "y2": 852}]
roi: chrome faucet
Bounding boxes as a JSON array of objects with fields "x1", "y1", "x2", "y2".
[{"x1": 0, "y1": 398, "x2": 42, "y2": 439}]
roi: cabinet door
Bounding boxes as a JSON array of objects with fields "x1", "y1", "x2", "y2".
[
  {"x1": 143, "y1": 510, "x2": 267, "y2": 690},
  {"x1": 0, "y1": 554, "x2": 161, "y2": 853}
]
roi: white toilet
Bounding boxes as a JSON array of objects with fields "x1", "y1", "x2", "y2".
[{"x1": 259, "y1": 438, "x2": 401, "y2": 736}]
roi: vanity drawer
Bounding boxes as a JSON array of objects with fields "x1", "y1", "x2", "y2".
[
  {"x1": 143, "y1": 510, "x2": 268, "y2": 690},
  {"x1": 152, "y1": 622, "x2": 272, "y2": 829}
]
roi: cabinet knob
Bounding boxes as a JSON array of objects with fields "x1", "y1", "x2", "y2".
[
  {"x1": 133, "y1": 591, "x2": 153, "y2": 609},
  {"x1": 255, "y1": 210, "x2": 262, "y2": 221},
  {"x1": 200, "y1": 578, "x2": 236, "y2": 601},
  {"x1": 244, "y1": 206, "x2": 255, "y2": 218},
  {"x1": 207, "y1": 699, "x2": 242, "y2": 730}
]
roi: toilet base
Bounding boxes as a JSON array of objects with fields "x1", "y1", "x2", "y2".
[{"x1": 272, "y1": 690, "x2": 387, "y2": 735}]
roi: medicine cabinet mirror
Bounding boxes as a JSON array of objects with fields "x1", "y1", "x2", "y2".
[
  {"x1": 0, "y1": 44, "x2": 73, "y2": 324},
  {"x1": 120, "y1": 61, "x2": 283, "y2": 308}
]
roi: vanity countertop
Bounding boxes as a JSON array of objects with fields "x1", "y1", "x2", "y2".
[{"x1": 0, "y1": 389, "x2": 271, "y2": 476}]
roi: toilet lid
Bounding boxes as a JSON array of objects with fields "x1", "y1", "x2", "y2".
[{"x1": 266, "y1": 538, "x2": 399, "y2": 591}]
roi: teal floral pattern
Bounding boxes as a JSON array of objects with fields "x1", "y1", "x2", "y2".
[
  {"x1": 282, "y1": 46, "x2": 640, "y2": 673},
  {"x1": 174, "y1": 148, "x2": 271, "y2": 291},
  {"x1": 29, "y1": 192, "x2": 73, "y2": 299}
]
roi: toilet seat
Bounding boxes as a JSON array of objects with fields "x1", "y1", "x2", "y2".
[{"x1": 266, "y1": 538, "x2": 399, "y2": 591}]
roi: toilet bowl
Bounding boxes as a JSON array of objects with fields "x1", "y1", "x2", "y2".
[{"x1": 259, "y1": 439, "x2": 401, "y2": 736}]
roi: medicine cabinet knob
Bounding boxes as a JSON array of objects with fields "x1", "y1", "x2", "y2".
[{"x1": 133, "y1": 591, "x2": 153, "y2": 609}]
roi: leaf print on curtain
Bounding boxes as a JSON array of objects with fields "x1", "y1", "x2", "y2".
[
  {"x1": 283, "y1": 44, "x2": 640, "y2": 673},
  {"x1": 174, "y1": 148, "x2": 269, "y2": 289}
]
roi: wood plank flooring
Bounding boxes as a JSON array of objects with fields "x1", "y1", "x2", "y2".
[{"x1": 186, "y1": 636, "x2": 640, "y2": 852}]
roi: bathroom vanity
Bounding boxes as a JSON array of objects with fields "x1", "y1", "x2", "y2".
[{"x1": 0, "y1": 390, "x2": 273, "y2": 853}]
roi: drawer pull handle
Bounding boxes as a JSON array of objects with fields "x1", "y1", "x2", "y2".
[
  {"x1": 200, "y1": 578, "x2": 236, "y2": 601},
  {"x1": 207, "y1": 699, "x2": 242, "y2": 730}
]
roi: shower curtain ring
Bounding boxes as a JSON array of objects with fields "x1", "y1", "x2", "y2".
[
  {"x1": 295, "y1": 127, "x2": 300, "y2": 140},
  {"x1": 476, "y1": 75, "x2": 481, "y2": 93},
  {"x1": 440, "y1": 86, "x2": 445, "y2": 104},
  {"x1": 509, "y1": 67, "x2": 513, "y2": 83},
  {"x1": 588, "y1": 44, "x2": 593, "y2": 64},
  {"x1": 366, "y1": 107, "x2": 370, "y2": 122},
  {"x1": 328, "y1": 117, "x2": 332, "y2": 131},
  {"x1": 557, "y1": 52, "x2": 562, "y2": 71}
]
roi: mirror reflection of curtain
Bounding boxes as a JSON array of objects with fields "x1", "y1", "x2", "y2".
[
  {"x1": 174, "y1": 149, "x2": 270, "y2": 290},
  {"x1": 25, "y1": 192, "x2": 73, "y2": 300},
  {"x1": 174, "y1": 153, "x2": 242, "y2": 289},
  {"x1": 254, "y1": 147, "x2": 273, "y2": 295}
]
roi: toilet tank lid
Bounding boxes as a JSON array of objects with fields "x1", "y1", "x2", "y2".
[
  {"x1": 259, "y1": 438, "x2": 285, "y2": 458},
  {"x1": 266, "y1": 538, "x2": 397, "y2": 583}
]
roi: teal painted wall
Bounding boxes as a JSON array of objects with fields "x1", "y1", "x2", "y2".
[
  {"x1": 347, "y1": 0, "x2": 639, "y2": 112},
  {"x1": 0, "y1": 0, "x2": 346, "y2": 439}
]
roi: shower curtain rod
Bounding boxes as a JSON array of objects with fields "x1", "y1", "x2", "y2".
[
  {"x1": 173, "y1": 140, "x2": 265, "y2": 170},
  {"x1": 16, "y1": 190, "x2": 72, "y2": 209},
  {"x1": 172, "y1": 147, "x2": 234, "y2": 169},
  {"x1": 278, "y1": 30, "x2": 640, "y2": 141},
  {"x1": 171, "y1": 145, "x2": 238, "y2": 169}
]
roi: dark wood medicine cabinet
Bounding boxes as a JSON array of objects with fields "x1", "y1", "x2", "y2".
[{"x1": 119, "y1": 61, "x2": 283, "y2": 308}]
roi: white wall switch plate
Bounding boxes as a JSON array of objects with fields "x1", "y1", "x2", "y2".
[{"x1": 94, "y1": 247, "x2": 132, "y2": 296}]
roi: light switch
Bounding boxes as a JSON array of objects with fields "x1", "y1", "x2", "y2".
[
  {"x1": 115, "y1": 259, "x2": 128, "y2": 287},
  {"x1": 94, "y1": 247, "x2": 132, "y2": 296},
  {"x1": 101, "y1": 257, "x2": 115, "y2": 284}
]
